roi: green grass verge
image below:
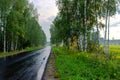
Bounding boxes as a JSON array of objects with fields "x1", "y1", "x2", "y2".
[
  {"x1": 0, "y1": 46, "x2": 42, "y2": 58},
  {"x1": 53, "y1": 46, "x2": 120, "y2": 80}
]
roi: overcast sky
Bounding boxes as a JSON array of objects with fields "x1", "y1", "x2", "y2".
[
  {"x1": 30, "y1": 0, "x2": 120, "y2": 41},
  {"x1": 29, "y1": 0, "x2": 58, "y2": 41},
  {"x1": 100, "y1": 13, "x2": 120, "y2": 39}
]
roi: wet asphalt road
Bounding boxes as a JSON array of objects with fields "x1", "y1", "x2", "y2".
[{"x1": 0, "y1": 46, "x2": 51, "y2": 80}]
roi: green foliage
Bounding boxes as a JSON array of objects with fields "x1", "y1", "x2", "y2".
[
  {"x1": 87, "y1": 41, "x2": 98, "y2": 52},
  {"x1": 50, "y1": 0, "x2": 117, "y2": 51},
  {"x1": 53, "y1": 46, "x2": 120, "y2": 80},
  {"x1": 0, "y1": 46, "x2": 42, "y2": 58},
  {"x1": 25, "y1": 17, "x2": 46, "y2": 47},
  {"x1": 0, "y1": 0, "x2": 46, "y2": 52}
]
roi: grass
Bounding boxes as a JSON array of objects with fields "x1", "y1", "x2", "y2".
[
  {"x1": 109, "y1": 45, "x2": 120, "y2": 59},
  {"x1": 52, "y1": 46, "x2": 120, "y2": 80},
  {"x1": 0, "y1": 46, "x2": 42, "y2": 58}
]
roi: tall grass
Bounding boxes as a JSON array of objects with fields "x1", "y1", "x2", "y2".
[
  {"x1": 109, "y1": 45, "x2": 120, "y2": 59},
  {"x1": 53, "y1": 46, "x2": 120, "y2": 80}
]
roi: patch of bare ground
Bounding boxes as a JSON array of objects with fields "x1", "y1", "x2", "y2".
[{"x1": 43, "y1": 53, "x2": 59, "y2": 80}]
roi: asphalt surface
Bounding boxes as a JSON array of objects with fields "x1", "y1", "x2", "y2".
[{"x1": 0, "y1": 46, "x2": 51, "y2": 80}]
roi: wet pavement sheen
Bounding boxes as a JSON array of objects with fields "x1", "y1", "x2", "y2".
[{"x1": 0, "y1": 46, "x2": 51, "y2": 80}]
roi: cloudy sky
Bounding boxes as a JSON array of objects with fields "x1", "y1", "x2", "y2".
[
  {"x1": 100, "y1": 14, "x2": 120, "y2": 39},
  {"x1": 29, "y1": 0, "x2": 58, "y2": 41},
  {"x1": 29, "y1": 0, "x2": 120, "y2": 41}
]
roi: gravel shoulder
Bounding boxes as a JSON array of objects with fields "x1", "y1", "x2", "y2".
[{"x1": 44, "y1": 53, "x2": 59, "y2": 80}]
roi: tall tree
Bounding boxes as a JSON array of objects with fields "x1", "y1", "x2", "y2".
[
  {"x1": 83, "y1": 0, "x2": 87, "y2": 51},
  {"x1": 51, "y1": 0, "x2": 117, "y2": 53},
  {"x1": 0, "y1": 0, "x2": 46, "y2": 52}
]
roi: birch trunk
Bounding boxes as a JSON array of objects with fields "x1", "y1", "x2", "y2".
[
  {"x1": 79, "y1": 33, "x2": 83, "y2": 51},
  {"x1": 15, "y1": 38, "x2": 18, "y2": 50},
  {"x1": 96, "y1": 13, "x2": 100, "y2": 53},
  {"x1": 107, "y1": 10, "x2": 110, "y2": 55},
  {"x1": 104, "y1": 13, "x2": 108, "y2": 55},
  {"x1": 11, "y1": 32, "x2": 14, "y2": 51},
  {"x1": 84, "y1": 0, "x2": 87, "y2": 51},
  {"x1": 3, "y1": 29, "x2": 6, "y2": 52},
  {"x1": 104, "y1": 0, "x2": 110, "y2": 56}
]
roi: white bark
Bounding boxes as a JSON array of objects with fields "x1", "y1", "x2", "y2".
[
  {"x1": 90, "y1": 30, "x2": 92, "y2": 41},
  {"x1": 84, "y1": 0, "x2": 87, "y2": 51},
  {"x1": 3, "y1": 29, "x2": 6, "y2": 52},
  {"x1": 107, "y1": 10, "x2": 110, "y2": 54},
  {"x1": 15, "y1": 39, "x2": 18, "y2": 50},
  {"x1": 104, "y1": 13, "x2": 108, "y2": 55},
  {"x1": 11, "y1": 32, "x2": 14, "y2": 51},
  {"x1": 79, "y1": 33, "x2": 83, "y2": 51},
  {"x1": 96, "y1": 12, "x2": 100, "y2": 53},
  {"x1": 104, "y1": 0, "x2": 110, "y2": 56}
]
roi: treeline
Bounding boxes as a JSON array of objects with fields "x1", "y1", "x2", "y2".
[
  {"x1": 0, "y1": 0, "x2": 46, "y2": 52},
  {"x1": 50, "y1": 0, "x2": 120, "y2": 55}
]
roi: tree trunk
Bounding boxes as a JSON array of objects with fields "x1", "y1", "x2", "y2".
[
  {"x1": 79, "y1": 33, "x2": 83, "y2": 51},
  {"x1": 15, "y1": 38, "x2": 18, "y2": 50},
  {"x1": 3, "y1": 29, "x2": 6, "y2": 52},
  {"x1": 104, "y1": 0, "x2": 110, "y2": 56},
  {"x1": 104, "y1": 13, "x2": 108, "y2": 55},
  {"x1": 11, "y1": 32, "x2": 14, "y2": 51},
  {"x1": 107, "y1": 10, "x2": 110, "y2": 55},
  {"x1": 96, "y1": 13, "x2": 100, "y2": 53},
  {"x1": 84, "y1": 0, "x2": 87, "y2": 51}
]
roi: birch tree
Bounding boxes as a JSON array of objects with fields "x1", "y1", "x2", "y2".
[
  {"x1": 83, "y1": 0, "x2": 87, "y2": 51},
  {"x1": 0, "y1": 0, "x2": 46, "y2": 52},
  {"x1": 104, "y1": 0, "x2": 116, "y2": 56},
  {"x1": 51, "y1": 0, "x2": 117, "y2": 52}
]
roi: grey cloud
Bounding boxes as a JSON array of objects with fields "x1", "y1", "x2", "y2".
[
  {"x1": 111, "y1": 22, "x2": 120, "y2": 27},
  {"x1": 30, "y1": 0, "x2": 58, "y2": 41}
]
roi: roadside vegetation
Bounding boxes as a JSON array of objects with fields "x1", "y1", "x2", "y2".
[
  {"x1": 50, "y1": 0, "x2": 120, "y2": 56},
  {"x1": 49, "y1": 0, "x2": 120, "y2": 80},
  {"x1": 52, "y1": 46, "x2": 120, "y2": 80},
  {"x1": 0, "y1": 46, "x2": 42, "y2": 58},
  {"x1": 50, "y1": 0, "x2": 120, "y2": 80}
]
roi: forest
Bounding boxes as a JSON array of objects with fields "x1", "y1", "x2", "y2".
[
  {"x1": 50, "y1": 0, "x2": 120, "y2": 55},
  {"x1": 49, "y1": 0, "x2": 120, "y2": 79},
  {"x1": 0, "y1": 0, "x2": 46, "y2": 53}
]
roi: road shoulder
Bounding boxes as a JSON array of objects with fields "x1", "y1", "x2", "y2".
[{"x1": 44, "y1": 53, "x2": 59, "y2": 80}]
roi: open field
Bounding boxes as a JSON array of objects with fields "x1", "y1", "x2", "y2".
[{"x1": 109, "y1": 45, "x2": 120, "y2": 59}]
